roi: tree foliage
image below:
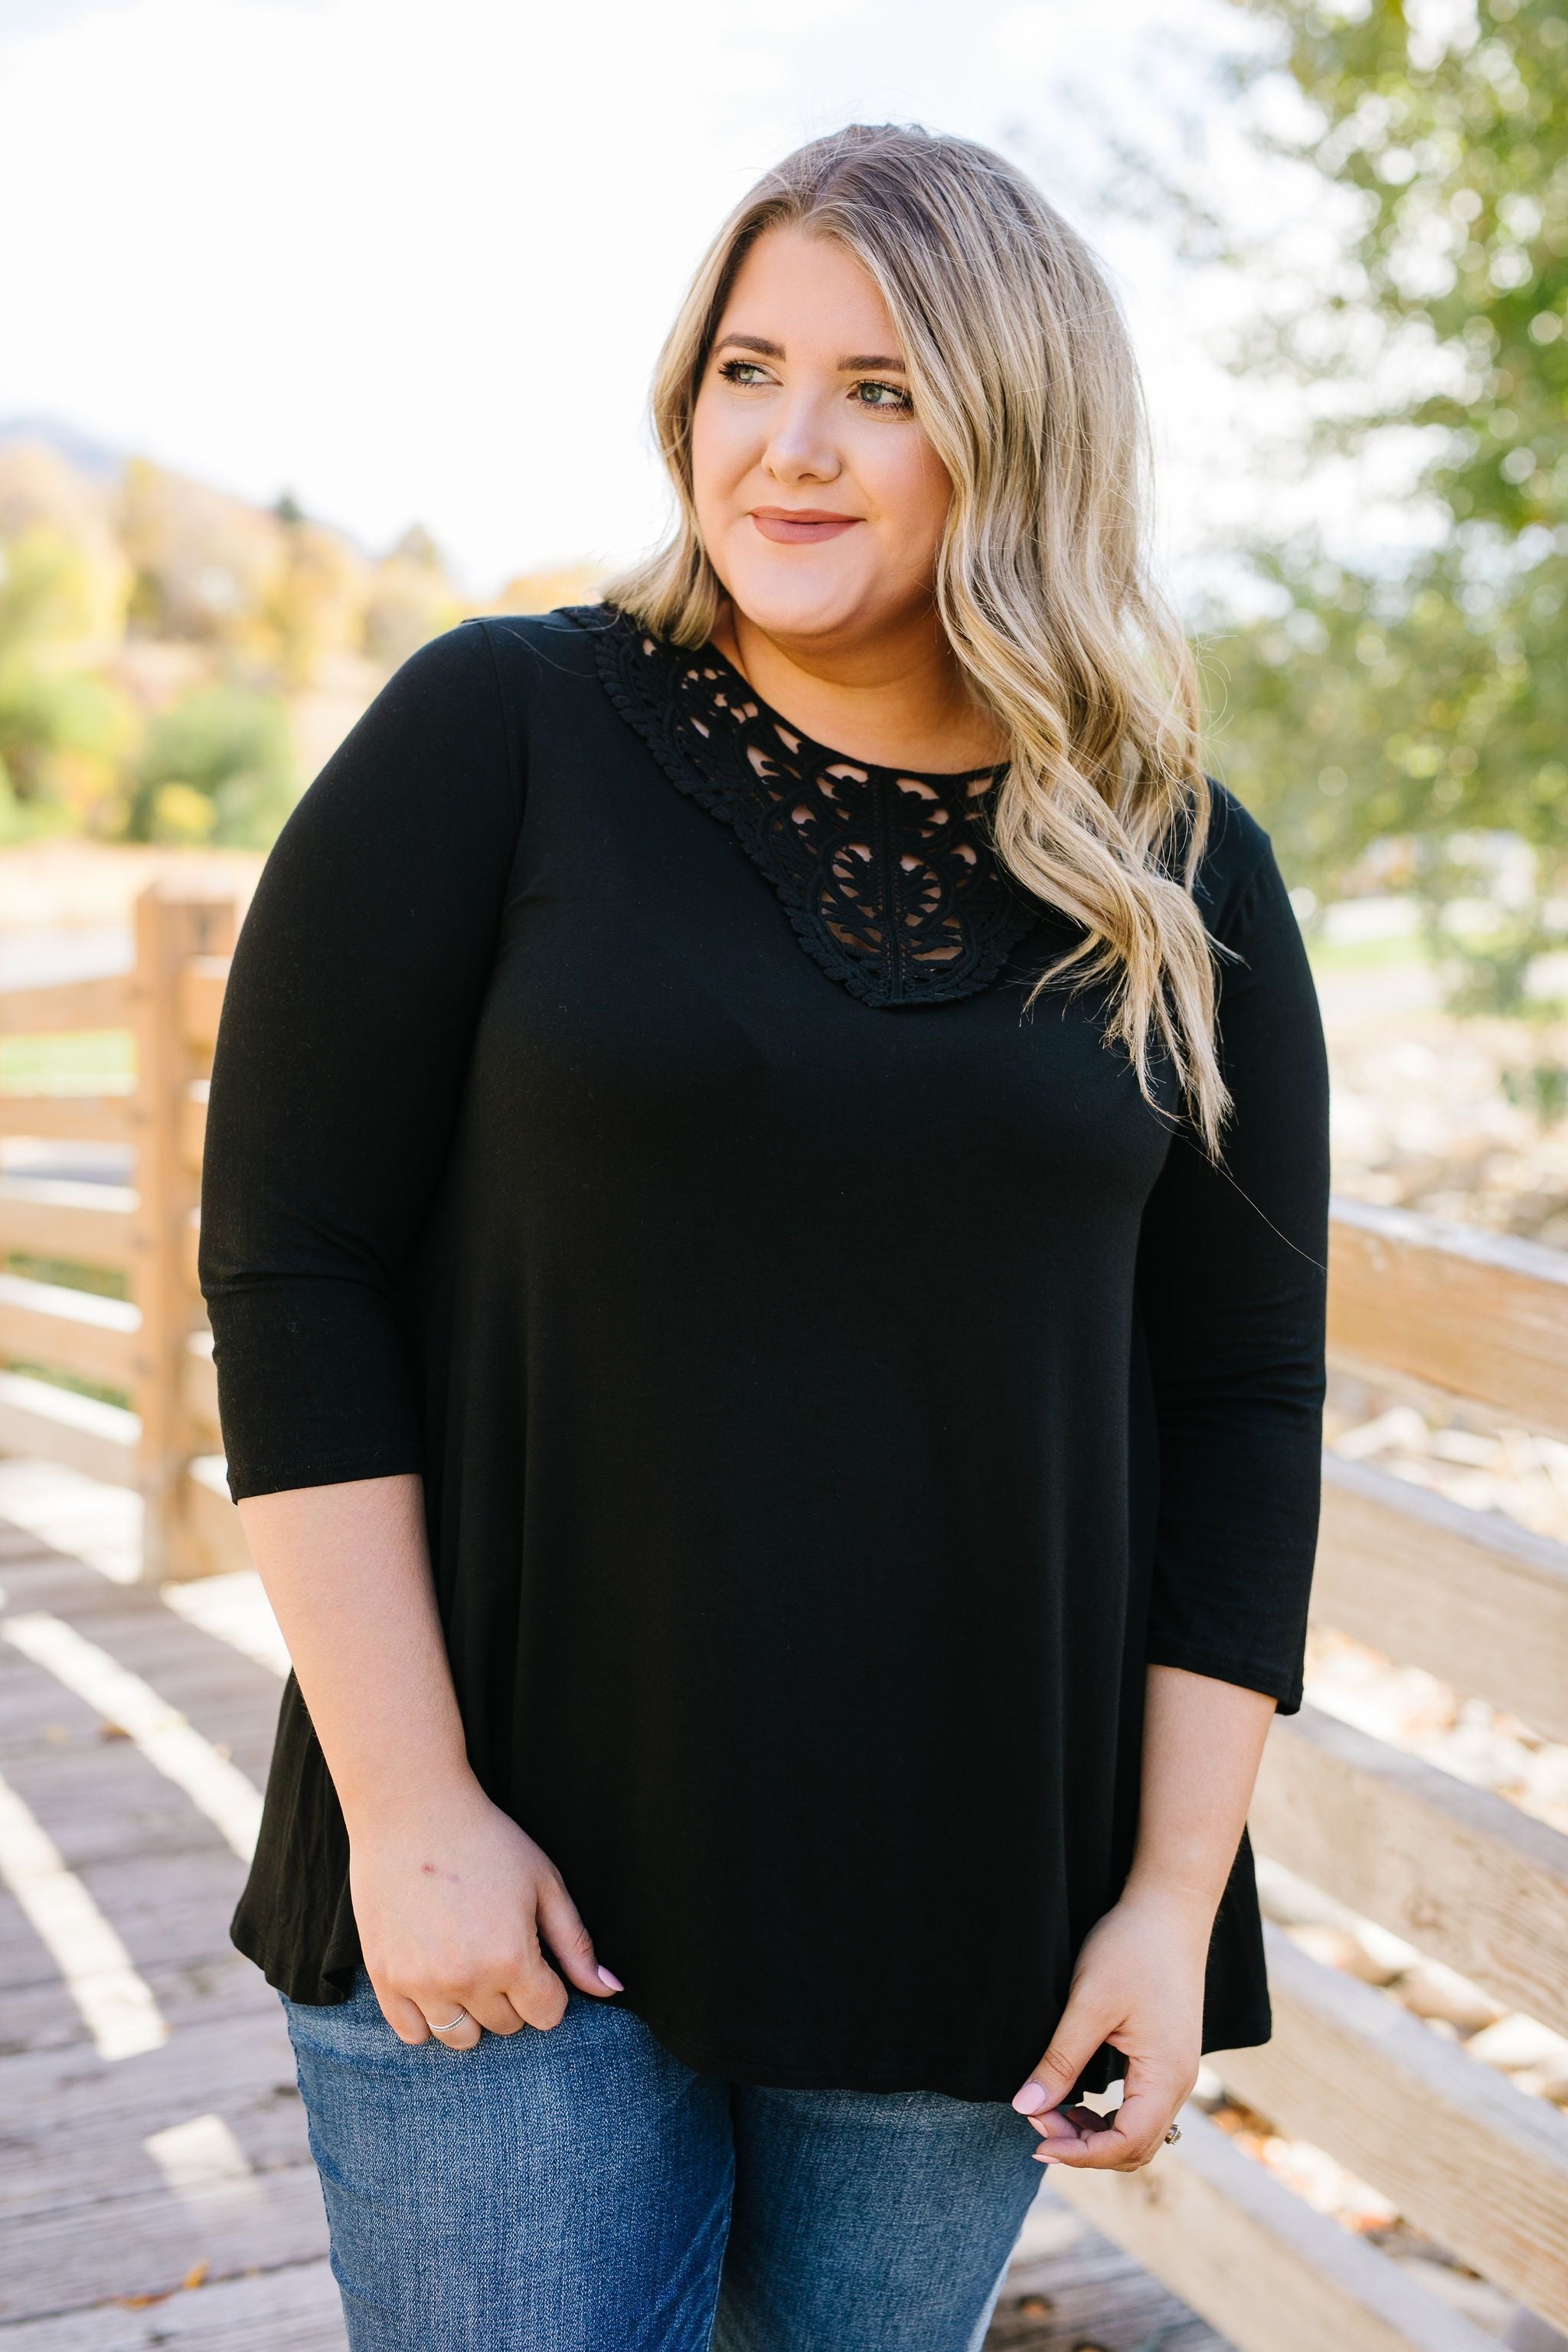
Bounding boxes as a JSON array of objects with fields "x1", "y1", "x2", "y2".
[
  {"x1": 1233, "y1": 0, "x2": 1568, "y2": 534},
  {"x1": 0, "y1": 436, "x2": 488, "y2": 847},
  {"x1": 130, "y1": 687, "x2": 296, "y2": 848},
  {"x1": 1204, "y1": 0, "x2": 1568, "y2": 1031},
  {"x1": 0, "y1": 523, "x2": 137, "y2": 838}
]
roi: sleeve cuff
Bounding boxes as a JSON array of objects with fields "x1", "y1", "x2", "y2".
[
  {"x1": 224, "y1": 1440, "x2": 426, "y2": 1506},
  {"x1": 1144, "y1": 1637, "x2": 1305, "y2": 1716},
  {"x1": 206, "y1": 1276, "x2": 426, "y2": 1508}
]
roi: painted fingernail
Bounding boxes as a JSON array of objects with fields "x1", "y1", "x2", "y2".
[
  {"x1": 596, "y1": 1966, "x2": 625, "y2": 1991},
  {"x1": 1012, "y1": 2081, "x2": 1047, "y2": 2114}
]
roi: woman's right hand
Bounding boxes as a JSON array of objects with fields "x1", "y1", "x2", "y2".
[{"x1": 346, "y1": 1776, "x2": 624, "y2": 2050}]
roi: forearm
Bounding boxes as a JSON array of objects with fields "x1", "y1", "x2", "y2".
[
  {"x1": 1124, "y1": 1661, "x2": 1277, "y2": 1919},
  {"x1": 237, "y1": 1472, "x2": 476, "y2": 1833},
  {"x1": 239, "y1": 1471, "x2": 618, "y2": 2037},
  {"x1": 1013, "y1": 1661, "x2": 1278, "y2": 2150}
]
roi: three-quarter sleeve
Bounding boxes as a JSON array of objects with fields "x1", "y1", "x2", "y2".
[
  {"x1": 198, "y1": 620, "x2": 522, "y2": 1503},
  {"x1": 1135, "y1": 831, "x2": 1331, "y2": 1716}
]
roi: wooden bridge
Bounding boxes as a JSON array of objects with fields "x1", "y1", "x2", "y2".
[
  {"x1": 0, "y1": 1462, "x2": 1233, "y2": 2347},
  {"x1": 1, "y1": 880, "x2": 1566, "y2": 2347}
]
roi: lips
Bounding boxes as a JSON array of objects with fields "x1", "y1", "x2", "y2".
[{"x1": 750, "y1": 509, "x2": 861, "y2": 544}]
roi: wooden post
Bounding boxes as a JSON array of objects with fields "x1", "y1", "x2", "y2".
[{"x1": 128, "y1": 880, "x2": 237, "y2": 1584}]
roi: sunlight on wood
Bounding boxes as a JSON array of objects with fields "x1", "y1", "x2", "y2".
[
  {"x1": 0, "y1": 1456, "x2": 142, "y2": 1583},
  {"x1": 160, "y1": 1567, "x2": 290, "y2": 1679},
  {"x1": 0, "y1": 1765, "x2": 168, "y2": 2060},
  {"x1": 144, "y1": 2112, "x2": 264, "y2": 2213},
  {"x1": 2, "y1": 1610, "x2": 263, "y2": 1858}
]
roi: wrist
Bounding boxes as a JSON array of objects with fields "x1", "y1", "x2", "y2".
[
  {"x1": 1118, "y1": 1870, "x2": 1222, "y2": 1934},
  {"x1": 339, "y1": 1757, "x2": 488, "y2": 1844}
]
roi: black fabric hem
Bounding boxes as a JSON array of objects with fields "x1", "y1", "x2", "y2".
[
  {"x1": 224, "y1": 1442, "x2": 426, "y2": 1506},
  {"x1": 230, "y1": 1905, "x2": 361, "y2": 2007},
  {"x1": 232, "y1": 1931, "x2": 1276, "y2": 2106},
  {"x1": 1145, "y1": 1637, "x2": 1305, "y2": 1717},
  {"x1": 603, "y1": 1998, "x2": 1085, "y2": 2105}
]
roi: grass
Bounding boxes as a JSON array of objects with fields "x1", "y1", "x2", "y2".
[
  {"x1": 4, "y1": 1358, "x2": 132, "y2": 1413},
  {"x1": 2, "y1": 1252, "x2": 133, "y2": 1411},
  {"x1": 0, "y1": 1031, "x2": 135, "y2": 1090},
  {"x1": 1305, "y1": 931, "x2": 1426, "y2": 977},
  {"x1": 4, "y1": 1250, "x2": 129, "y2": 1302},
  {"x1": 0, "y1": 1031, "x2": 137, "y2": 1409}
]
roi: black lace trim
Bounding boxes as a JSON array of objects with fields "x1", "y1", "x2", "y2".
[{"x1": 570, "y1": 603, "x2": 1039, "y2": 1009}]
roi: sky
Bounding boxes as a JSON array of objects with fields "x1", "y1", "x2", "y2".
[{"x1": 0, "y1": 0, "x2": 1445, "y2": 610}]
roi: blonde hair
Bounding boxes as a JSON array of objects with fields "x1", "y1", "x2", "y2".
[{"x1": 605, "y1": 122, "x2": 1233, "y2": 1157}]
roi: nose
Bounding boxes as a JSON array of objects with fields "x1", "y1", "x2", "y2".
[{"x1": 761, "y1": 387, "x2": 843, "y2": 488}]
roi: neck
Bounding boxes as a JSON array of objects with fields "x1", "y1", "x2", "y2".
[{"x1": 710, "y1": 602, "x2": 1005, "y2": 773}]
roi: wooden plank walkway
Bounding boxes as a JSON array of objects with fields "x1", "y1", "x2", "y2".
[{"x1": 0, "y1": 1462, "x2": 1233, "y2": 2350}]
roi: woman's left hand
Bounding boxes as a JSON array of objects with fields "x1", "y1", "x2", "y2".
[{"x1": 1010, "y1": 1879, "x2": 1211, "y2": 2171}]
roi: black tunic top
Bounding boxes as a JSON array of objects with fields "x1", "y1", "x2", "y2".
[{"x1": 199, "y1": 603, "x2": 1331, "y2": 2105}]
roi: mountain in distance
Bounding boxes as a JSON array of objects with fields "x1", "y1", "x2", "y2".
[{"x1": 0, "y1": 414, "x2": 127, "y2": 483}]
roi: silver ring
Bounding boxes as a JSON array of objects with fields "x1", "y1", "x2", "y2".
[
  {"x1": 430, "y1": 2008, "x2": 469, "y2": 2034},
  {"x1": 1163, "y1": 2122, "x2": 1182, "y2": 2145}
]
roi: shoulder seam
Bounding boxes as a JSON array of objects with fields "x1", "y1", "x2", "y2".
[
  {"x1": 463, "y1": 616, "x2": 526, "y2": 830},
  {"x1": 1191, "y1": 776, "x2": 1275, "y2": 938}
]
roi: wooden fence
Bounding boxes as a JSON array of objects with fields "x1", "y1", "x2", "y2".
[
  {"x1": 1054, "y1": 1197, "x2": 1568, "y2": 2350},
  {"x1": 0, "y1": 881, "x2": 241, "y2": 1580},
  {"x1": 3, "y1": 879, "x2": 1566, "y2": 2350}
]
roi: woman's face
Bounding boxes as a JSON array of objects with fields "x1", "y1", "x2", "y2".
[{"x1": 690, "y1": 224, "x2": 953, "y2": 653}]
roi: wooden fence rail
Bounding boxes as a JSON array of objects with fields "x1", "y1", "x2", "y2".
[
  {"x1": 0, "y1": 881, "x2": 235, "y2": 1566},
  {"x1": 2, "y1": 879, "x2": 1566, "y2": 2350},
  {"x1": 1066, "y1": 1201, "x2": 1568, "y2": 2347}
]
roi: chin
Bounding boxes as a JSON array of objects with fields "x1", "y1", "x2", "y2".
[{"x1": 720, "y1": 553, "x2": 871, "y2": 645}]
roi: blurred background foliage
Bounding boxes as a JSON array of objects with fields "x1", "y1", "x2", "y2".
[
  {"x1": 0, "y1": 436, "x2": 596, "y2": 851},
  {"x1": 1195, "y1": 0, "x2": 1568, "y2": 1050}
]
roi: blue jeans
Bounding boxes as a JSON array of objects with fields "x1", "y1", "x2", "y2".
[{"x1": 280, "y1": 1966, "x2": 1044, "y2": 2351}]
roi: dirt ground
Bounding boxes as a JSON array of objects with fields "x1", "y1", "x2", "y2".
[{"x1": 1318, "y1": 943, "x2": 1568, "y2": 1251}]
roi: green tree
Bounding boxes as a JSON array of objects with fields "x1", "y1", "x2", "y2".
[
  {"x1": 130, "y1": 686, "x2": 296, "y2": 848},
  {"x1": 362, "y1": 526, "x2": 462, "y2": 671},
  {"x1": 1197, "y1": 0, "x2": 1568, "y2": 1050},
  {"x1": 0, "y1": 526, "x2": 138, "y2": 838},
  {"x1": 1231, "y1": 0, "x2": 1568, "y2": 537}
]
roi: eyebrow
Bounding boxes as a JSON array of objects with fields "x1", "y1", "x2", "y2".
[{"x1": 714, "y1": 333, "x2": 908, "y2": 371}]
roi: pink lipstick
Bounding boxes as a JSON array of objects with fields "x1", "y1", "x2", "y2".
[{"x1": 750, "y1": 508, "x2": 861, "y2": 544}]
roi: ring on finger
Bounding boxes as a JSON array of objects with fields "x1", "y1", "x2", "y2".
[
  {"x1": 1163, "y1": 2122, "x2": 1182, "y2": 2145},
  {"x1": 430, "y1": 2007, "x2": 470, "y2": 2035}
]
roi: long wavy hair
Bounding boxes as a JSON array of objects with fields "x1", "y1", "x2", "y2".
[{"x1": 604, "y1": 122, "x2": 1233, "y2": 1157}]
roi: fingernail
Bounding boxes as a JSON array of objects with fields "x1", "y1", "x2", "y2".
[
  {"x1": 1012, "y1": 2081, "x2": 1047, "y2": 2114},
  {"x1": 596, "y1": 1966, "x2": 624, "y2": 1991}
]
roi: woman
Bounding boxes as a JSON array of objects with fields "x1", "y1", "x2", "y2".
[{"x1": 201, "y1": 122, "x2": 1329, "y2": 2352}]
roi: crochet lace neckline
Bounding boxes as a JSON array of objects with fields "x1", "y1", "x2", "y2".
[{"x1": 575, "y1": 603, "x2": 1039, "y2": 1009}]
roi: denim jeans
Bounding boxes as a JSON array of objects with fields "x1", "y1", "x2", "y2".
[{"x1": 280, "y1": 1965, "x2": 1044, "y2": 2351}]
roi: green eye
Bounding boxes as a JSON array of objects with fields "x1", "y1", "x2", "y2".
[{"x1": 854, "y1": 381, "x2": 913, "y2": 413}]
